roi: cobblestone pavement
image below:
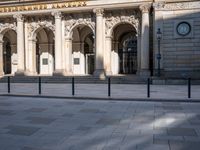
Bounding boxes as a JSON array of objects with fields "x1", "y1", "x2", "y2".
[
  {"x1": 0, "y1": 96, "x2": 200, "y2": 150},
  {"x1": 0, "y1": 83, "x2": 200, "y2": 100}
]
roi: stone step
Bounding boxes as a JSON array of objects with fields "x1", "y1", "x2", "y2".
[{"x1": 0, "y1": 76, "x2": 146, "y2": 84}]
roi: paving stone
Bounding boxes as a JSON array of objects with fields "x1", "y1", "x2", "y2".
[
  {"x1": 21, "y1": 146, "x2": 51, "y2": 150},
  {"x1": 167, "y1": 128, "x2": 197, "y2": 137},
  {"x1": 26, "y1": 117, "x2": 56, "y2": 125},
  {"x1": 0, "y1": 109, "x2": 15, "y2": 116},
  {"x1": 67, "y1": 101, "x2": 85, "y2": 105},
  {"x1": 76, "y1": 126, "x2": 92, "y2": 131},
  {"x1": 96, "y1": 117, "x2": 120, "y2": 125},
  {"x1": 25, "y1": 108, "x2": 47, "y2": 113},
  {"x1": 62, "y1": 113, "x2": 74, "y2": 117},
  {"x1": 80, "y1": 108, "x2": 101, "y2": 113},
  {"x1": 5, "y1": 125, "x2": 40, "y2": 136},
  {"x1": 169, "y1": 141, "x2": 200, "y2": 150},
  {"x1": 0, "y1": 102, "x2": 12, "y2": 106}
]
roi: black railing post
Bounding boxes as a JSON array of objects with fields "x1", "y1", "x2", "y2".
[
  {"x1": 7, "y1": 76, "x2": 10, "y2": 94},
  {"x1": 72, "y1": 77, "x2": 75, "y2": 96},
  {"x1": 188, "y1": 78, "x2": 191, "y2": 98},
  {"x1": 38, "y1": 77, "x2": 41, "y2": 95},
  {"x1": 147, "y1": 78, "x2": 150, "y2": 98},
  {"x1": 108, "y1": 77, "x2": 111, "y2": 97}
]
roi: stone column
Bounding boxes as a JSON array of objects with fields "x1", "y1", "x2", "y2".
[
  {"x1": 0, "y1": 40, "x2": 4, "y2": 76},
  {"x1": 65, "y1": 38, "x2": 72, "y2": 74},
  {"x1": 105, "y1": 36, "x2": 112, "y2": 75},
  {"x1": 93, "y1": 8, "x2": 105, "y2": 78},
  {"x1": 28, "y1": 39, "x2": 37, "y2": 75},
  {"x1": 139, "y1": 4, "x2": 151, "y2": 76},
  {"x1": 52, "y1": 11, "x2": 64, "y2": 75},
  {"x1": 14, "y1": 14, "x2": 25, "y2": 75}
]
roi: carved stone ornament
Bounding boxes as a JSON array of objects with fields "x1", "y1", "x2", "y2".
[
  {"x1": 64, "y1": 13, "x2": 95, "y2": 37},
  {"x1": 27, "y1": 18, "x2": 55, "y2": 39},
  {"x1": 52, "y1": 11, "x2": 62, "y2": 19},
  {"x1": 0, "y1": 22, "x2": 17, "y2": 34},
  {"x1": 105, "y1": 10, "x2": 140, "y2": 36},
  {"x1": 13, "y1": 13, "x2": 24, "y2": 22},
  {"x1": 153, "y1": 2, "x2": 165, "y2": 10},
  {"x1": 139, "y1": 4, "x2": 151, "y2": 13},
  {"x1": 93, "y1": 8, "x2": 104, "y2": 16},
  {"x1": 157, "y1": 2, "x2": 200, "y2": 10}
]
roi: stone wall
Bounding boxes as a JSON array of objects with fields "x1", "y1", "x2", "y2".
[{"x1": 154, "y1": 1, "x2": 200, "y2": 78}]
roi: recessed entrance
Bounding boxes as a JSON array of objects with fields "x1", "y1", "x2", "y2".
[
  {"x1": 72, "y1": 25, "x2": 94, "y2": 75},
  {"x1": 112, "y1": 23, "x2": 138, "y2": 74}
]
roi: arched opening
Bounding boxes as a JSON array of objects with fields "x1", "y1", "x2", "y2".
[
  {"x1": 35, "y1": 28, "x2": 55, "y2": 75},
  {"x1": 112, "y1": 23, "x2": 137, "y2": 74},
  {"x1": 2, "y1": 30, "x2": 17, "y2": 75},
  {"x1": 71, "y1": 25, "x2": 94, "y2": 75}
]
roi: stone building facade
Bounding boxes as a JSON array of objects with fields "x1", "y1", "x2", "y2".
[{"x1": 0, "y1": 0, "x2": 199, "y2": 78}]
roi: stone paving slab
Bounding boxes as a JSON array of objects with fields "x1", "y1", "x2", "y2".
[{"x1": 0, "y1": 96, "x2": 200, "y2": 150}]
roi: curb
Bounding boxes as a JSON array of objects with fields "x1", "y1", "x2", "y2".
[{"x1": 0, "y1": 94, "x2": 200, "y2": 103}]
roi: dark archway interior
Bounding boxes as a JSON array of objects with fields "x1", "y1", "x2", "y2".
[
  {"x1": 36, "y1": 27, "x2": 54, "y2": 74},
  {"x1": 112, "y1": 24, "x2": 137, "y2": 74},
  {"x1": 72, "y1": 25, "x2": 94, "y2": 74},
  {"x1": 3, "y1": 30, "x2": 17, "y2": 75}
]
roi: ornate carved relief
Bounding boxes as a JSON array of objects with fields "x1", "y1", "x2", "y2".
[
  {"x1": 13, "y1": 13, "x2": 24, "y2": 22},
  {"x1": 139, "y1": 4, "x2": 151, "y2": 13},
  {"x1": 64, "y1": 13, "x2": 95, "y2": 37},
  {"x1": 153, "y1": 2, "x2": 165, "y2": 10},
  {"x1": 27, "y1": 16, "x2": 55, "y2": 39},
  {"x1": 105, "y1": 10, "x2": 140, "y2": 37},
  {"x1": 0, "y1": 22, "x2": 16, "y2": 34},
  {"x1": 93, "y1": 8, "x2": 104, "y2": 16}
]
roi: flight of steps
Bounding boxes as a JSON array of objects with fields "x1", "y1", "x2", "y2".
[{"x1": 0, "y1": 75, "x2": 146, "y2": 84}]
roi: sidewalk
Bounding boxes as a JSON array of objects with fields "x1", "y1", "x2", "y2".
[{"x1": 0, "y1": 83, "x2": 200, "y2": 101}]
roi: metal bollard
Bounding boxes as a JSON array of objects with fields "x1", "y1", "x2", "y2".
[
  {"x1": 108, "y1": 77, "x2": 111, "y2": 97},
  {"x1": 38, "y1": 77, "x2": 41, "y2": 95},
  {"x1": 7, "y1": 76, "x2": 10, "y2": 94},
  {"x1": 72, "y1": 77, "x2": 75, "y2": 96},
  {"x1": 147, "y1": 78, "x2": 150, "y2": 98},
  {"x1": 188, "y1": 78, "x2": 191, "y2": 98}
]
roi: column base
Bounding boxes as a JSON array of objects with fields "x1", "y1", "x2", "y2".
[
  {"x1": 0, "y1": 71, "x2": 4, "y2": 77},
  {"x1": 138, "y1": 69, "x2": 150, "y2": 77},
  {"x1": 53, "y1": 70, "x2": 65, "y2": 76},
  {"x1": 24, "y1": 70, "x2": 38, "y2": 76},
  {"x1": 105, "y1": 71, "x2": 113, "y2": 76},
  {"x1": 93, "y1": 69, "x2": 106, "y2": 79},
  {"x1": 15, "y1": 70, "x2": 25, "y2": 76}
]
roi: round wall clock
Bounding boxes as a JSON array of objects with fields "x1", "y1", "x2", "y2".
[{"x1": 177, "y1": 22, "x2": 191, "y2": 36}]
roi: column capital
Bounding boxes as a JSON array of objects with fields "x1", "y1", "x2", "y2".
[
  {"x1": 13, "y1": 13, "x2": 24, "y2": 22},
  {"x1": 52, "y1": 11, "x2": 62, "y2": 19},
  {"x1": 139, "y1": 4, "x2": 151, "y2": 13},
  {"x1": 93, "y1": 8, "x2": 104, "y2": 16}
]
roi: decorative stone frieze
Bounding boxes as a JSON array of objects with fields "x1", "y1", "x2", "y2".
[
  {"x1": 64, "y1": 13, "x2": 95, "y2": 37},
  {"x1": 153, "y1": 1, "x2": 165, "y2": 10},
  {"x1": 105, "y1": 10, "x2": 140, "y2": 36},
  {"x1": 156, "y1": 2, "x2": 200, "y2": 11}
]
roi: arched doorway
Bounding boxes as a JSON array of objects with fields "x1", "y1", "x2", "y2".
[
  {"x1": 35, "y1": 28, "x2": 55, "y2": 75},
  {"x1": 71, "y1": 25, "x2": 94, "y2": 75},
  {"x1": 2, "y1": 30, "x2": 17, "y2": 75},
  {"x1": 112, "y1": 23, "x2": 138, "y2": 74}
]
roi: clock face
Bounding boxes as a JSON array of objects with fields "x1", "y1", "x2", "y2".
[{"x1": 177, "y1": 22, "x2": 191, "y2": 36}]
